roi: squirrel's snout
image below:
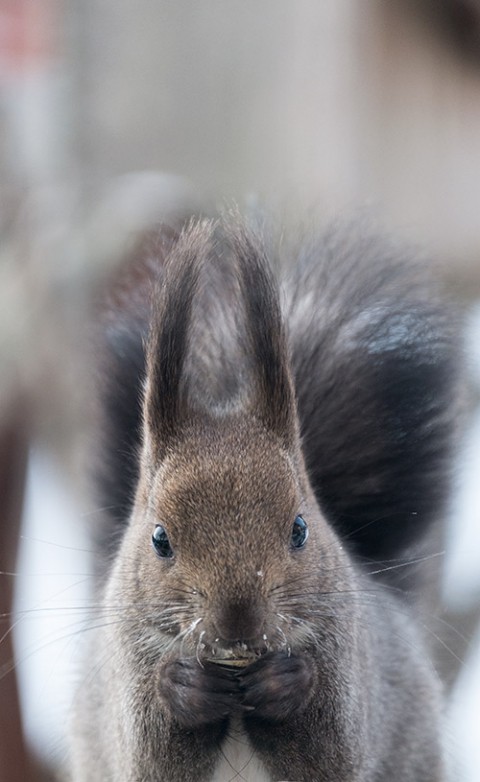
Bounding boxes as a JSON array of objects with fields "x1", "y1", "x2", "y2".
[{"x1": 213, "y1": 598, "x2": 266, "y2": 645}]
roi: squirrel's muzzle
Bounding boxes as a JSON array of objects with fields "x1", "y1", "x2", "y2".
[{"x1": 213, "y1": 597, "x2": 266, "y2": 646}]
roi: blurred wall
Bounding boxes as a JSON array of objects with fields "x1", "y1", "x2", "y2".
[{"x1": 63, "y1": 0, "x2": 480, "y2": 278}]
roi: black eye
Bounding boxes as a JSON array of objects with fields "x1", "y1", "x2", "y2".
[
  {"x1": 152, "y1": 525, "x2": 174, "y2": 559},
  {"x1": 291, "y1": 515, "x2": 308, "y2": 549}
]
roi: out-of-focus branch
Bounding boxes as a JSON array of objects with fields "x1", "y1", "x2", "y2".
[{"x1": 0, "y1": 410, "x2": 29, "y2": 782}]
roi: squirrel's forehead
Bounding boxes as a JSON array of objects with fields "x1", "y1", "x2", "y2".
[{"x1": 151, "y1": 448, "x2": 298, "y2": 519}]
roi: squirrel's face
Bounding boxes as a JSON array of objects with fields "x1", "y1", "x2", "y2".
[
  {"x1": 112, "y1": 415, "x2": 346, "y2": 664},
  {"x1": 106, "y1": 222, "x2": 353, "y2": 664}
]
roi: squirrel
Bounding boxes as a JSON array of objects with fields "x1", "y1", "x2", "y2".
[{"x1": 70, "y1": 214, "x2": 460, "y2": 781}]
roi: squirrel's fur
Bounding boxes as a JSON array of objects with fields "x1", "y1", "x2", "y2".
[{"x1": 71, "y1": 215, "x2": 459, "y2": 781}]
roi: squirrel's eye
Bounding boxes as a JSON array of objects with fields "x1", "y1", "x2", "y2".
[
  {"x1": 152, "y1": 525, "x2": 174, "y2": 559},
  {"x1": 291, "y1": 515, "x2": 308, "y2": 549}
]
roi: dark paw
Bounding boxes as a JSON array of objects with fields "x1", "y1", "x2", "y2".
[
  {"x1": 238, "y1": 652, "x2": 315, "y2": 723},
  {"x1": 158, "y1": 658, "x2": 242, "y2": 729}
]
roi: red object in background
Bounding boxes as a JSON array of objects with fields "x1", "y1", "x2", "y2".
[{"x1": 0, "y1": 0, "x2": 56, "y2": 77}]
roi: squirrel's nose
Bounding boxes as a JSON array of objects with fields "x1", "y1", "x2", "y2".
[{"x1": 214, "y1": 599, "x2": 265, "y2": 644}]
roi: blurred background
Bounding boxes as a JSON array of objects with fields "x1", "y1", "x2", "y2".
[{"x1": 2, "y1": 1, "x2": 480, "y2": 780}]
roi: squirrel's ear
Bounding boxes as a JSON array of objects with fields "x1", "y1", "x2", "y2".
[
  {"x1": 143, "y1": 220, "x2": 210, "y2": 462},
  {"x1": 233, "y1": 224, "x2": 297, "y2": 448}
]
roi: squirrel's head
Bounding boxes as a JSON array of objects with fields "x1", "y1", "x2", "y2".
[{"x1": 110, "y1": 219, "x2": 349, "y2": 664}]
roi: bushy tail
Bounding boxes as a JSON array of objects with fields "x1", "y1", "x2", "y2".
[{"x1": 283, "y1": 221, "x2": 461, "y2": 585}]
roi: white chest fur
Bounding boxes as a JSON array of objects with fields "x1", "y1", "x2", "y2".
[{"x1": 210, "y1": 720, "x2": 272, "y2": 782}]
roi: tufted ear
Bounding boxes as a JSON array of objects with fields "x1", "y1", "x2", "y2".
[
  {"x1": 144, "y1": 220, "x2": 212, "y2": 462},
  {"x1": 232, "y1": 223, "x2": 298, "y2": 449}
]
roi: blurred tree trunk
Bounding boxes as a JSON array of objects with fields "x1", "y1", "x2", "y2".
[{"x1": 0, "y1": 411, "x2": 30, "y2": 782}]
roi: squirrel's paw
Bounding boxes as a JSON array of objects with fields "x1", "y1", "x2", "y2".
[
  {"x1": 157, "y1": 658, "x2": 243, "y2": 729},
  {"x1": 238, "y1": 652, "x2": 315, "y2": 723}
]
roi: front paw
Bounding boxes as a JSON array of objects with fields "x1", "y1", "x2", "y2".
[
  {"x1": 239, "y1": 652, "x2": 315, "y2": 723},
  {"x1": 158, "y1": 658, "x2": 241, "y2": 729}
]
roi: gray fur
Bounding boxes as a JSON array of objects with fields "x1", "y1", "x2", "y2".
[{"x1": 70, "y1": 216, "x2": 458, "y2": 781}]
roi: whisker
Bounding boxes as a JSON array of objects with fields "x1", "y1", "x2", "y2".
[
  {"x1": 0, "y1": 616, "x2": 130, "y2": 682},
  {"x1": 19, "y1": 534, "x2": 96, "y2": 555},
  {"x1": 196, "y1": 630, "x2": 206, "y2": 667},
  {"x1": 365, "y1": 551, "x2": 445, "y2": 578}
]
